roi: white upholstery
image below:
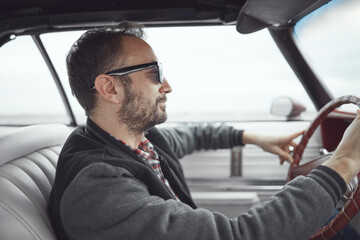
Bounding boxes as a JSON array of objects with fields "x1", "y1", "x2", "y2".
[{"x1": 0, "y1": 124, "x2": 71, "y2": 240}]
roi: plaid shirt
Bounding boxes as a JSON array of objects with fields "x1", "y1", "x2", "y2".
[{"x1": 116, "y1": 136, "x2": 179, "y2": 201}]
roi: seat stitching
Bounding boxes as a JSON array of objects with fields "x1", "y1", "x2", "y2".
[
  {"x1": 44, "y1": 147, "x2": 60, "y2": 168},
  {"x1": 38, "y1": 146, "x2": 62, "y2": 169},
  {"x1": 0, "y1": 175, "x2": 52, "y2": 238},
  {"x1": 0, "y1": 200, "x2": 42, "y2": 240},
  {"x1": 26, "y1": 152, "x2": 54, "y2": 186},
  {"x1": 8, "y1": 159, "x2": 50, "y2": 198},
  {"x1": 6, "y1": 155, "x2": 57, "y2": 231}
]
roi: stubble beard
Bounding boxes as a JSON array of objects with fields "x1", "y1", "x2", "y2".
[{"x1": 118, "y1": 86, "x2": 168, "y2": 135}]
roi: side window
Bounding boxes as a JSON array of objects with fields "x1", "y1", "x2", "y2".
[
  {"x1": 0, "y1": 36, "x2": 68, "y2": 125},
  {"x1": 41, "y1": 32, "x2": 87, "y2": 124}
]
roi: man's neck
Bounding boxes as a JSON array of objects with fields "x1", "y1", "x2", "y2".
[{"x1": 90, "y1": 116, "x2": 144, "y2": 149}]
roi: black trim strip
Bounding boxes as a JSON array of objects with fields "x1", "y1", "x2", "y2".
[
  {"x1": 268, "y1": 27, "x2": 333, "y2": 110},
  {"x1": 32, "y1": 34, "x2": 77, "y2": 126}
]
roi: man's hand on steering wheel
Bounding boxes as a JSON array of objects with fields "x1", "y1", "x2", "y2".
[
  {"x1": 287, "y1": 96, "x2": 360, "y2": 240},
  {"x1": 242, "y1": 130, "x2": 305, "y2": 165},
  {"x1": 323, "y1": 109, "x2": 360, "y2": 184}
]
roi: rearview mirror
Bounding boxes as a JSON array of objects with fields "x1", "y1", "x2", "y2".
[{"x1": 271, "y1": 97, "x2": 306, "y2": 118}]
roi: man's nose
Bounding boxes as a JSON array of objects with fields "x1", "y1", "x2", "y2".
[{"x1": 160, "y1": 77, "x2": 172, "y2": 94}]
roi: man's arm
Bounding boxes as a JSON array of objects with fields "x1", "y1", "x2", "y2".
[
  {"x1": 60, "y1": 162, "x2": 343, "y2": 240},
  {"x1": 159, "y1": 123, "x2": 304, "y2": 164},
  {"x1": 157, "y1": 123, "x2": 244, "y2": 159},
  {"x1": 60, "y1": 111, "x2": 360, "y2": 240}
]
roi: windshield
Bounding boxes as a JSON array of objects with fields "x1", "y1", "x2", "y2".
[
  {"x1": 42, "y1": 26, "x2": 314, "y2": 124},
  {"x1": 294, "y1": 0, "x2": 360, "y2": 111}
]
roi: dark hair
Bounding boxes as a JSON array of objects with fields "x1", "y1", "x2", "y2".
[{"x1": 66, "y1": 21, "x2": 145, "y2": 116}]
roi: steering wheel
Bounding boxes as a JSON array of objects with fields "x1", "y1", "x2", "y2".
[{"x1": 287, "y1": 95, "x2": 360, "y2": 240}]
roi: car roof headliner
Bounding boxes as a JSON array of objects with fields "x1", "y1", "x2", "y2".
[
  {"x1": 0, "y1": 0, "x2": 330, "y2": 45},
  {"x1": 0, "y1": 0, "x2": 244, "y2": 25}
]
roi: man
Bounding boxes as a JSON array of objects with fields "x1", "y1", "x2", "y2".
[{"x1": 49, "y1": 21, "x2": 360, "y2": 240}]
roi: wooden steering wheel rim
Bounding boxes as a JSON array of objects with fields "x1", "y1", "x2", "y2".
[{"x1": 287, "y1": 95, "x2": 360, "y2": 240}]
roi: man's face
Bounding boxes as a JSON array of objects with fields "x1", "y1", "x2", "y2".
[
  {"x1": 116, "y1": 36, "x2": 172, "y2": 133},
  {"x1": 118, "y1": 76, "x2": 168, "y2": 134}
]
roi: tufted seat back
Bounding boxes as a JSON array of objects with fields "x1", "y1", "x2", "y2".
[{"x1": 0, "y1": 124, "x2": 71, "y2": 240}]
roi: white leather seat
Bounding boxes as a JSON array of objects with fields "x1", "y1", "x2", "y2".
[{"x1": 0, "y1": 124, "x2": 71, "y2": 240}]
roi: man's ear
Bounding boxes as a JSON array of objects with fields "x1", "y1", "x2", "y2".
[{"x1": 94, "y1": 74, "x2": 122, "y2": 104}]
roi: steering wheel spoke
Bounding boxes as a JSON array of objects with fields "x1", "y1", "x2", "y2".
[{"x1": 291, "y1": 153, "x2": 332, "y2": 179}]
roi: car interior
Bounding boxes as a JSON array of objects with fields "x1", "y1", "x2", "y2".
[
  {"x1": 1, "y1": 0, "x2": 360, "y2": 239},
  {"x1": 0, "y1": 124, "x2": 70, "y2": 239}
]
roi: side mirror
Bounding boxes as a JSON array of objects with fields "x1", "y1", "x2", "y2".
[{"x1": 271, "y1": 97, "x2": 306, "y2": 118}]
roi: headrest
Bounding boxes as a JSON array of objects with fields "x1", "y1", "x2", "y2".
[{"x1": 0, "y1": 124, "x2": 71, "y2": 166}]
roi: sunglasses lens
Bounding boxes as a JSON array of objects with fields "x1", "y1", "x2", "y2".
[{"x1": 158, "y1": 63, "x2": 164, "y2": 83}]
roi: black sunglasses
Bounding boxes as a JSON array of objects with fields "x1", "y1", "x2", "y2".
[
  {"x1": 110, "y1": 61, "x2": 163, "y2": 81},
  {"x1": 92, "y1": 61, "x2": 163, "y2": 89}
]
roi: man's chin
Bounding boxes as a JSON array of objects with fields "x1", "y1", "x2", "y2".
[
  {"x1": 156, "y1": 111, "x2": 168, "y2": 125},
  {"x1": 143, "y1": 114, "x2": 167, "y2": 132},
  {"x1": 158, "y1": 113, "x2": 168, "y2": 124}
]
